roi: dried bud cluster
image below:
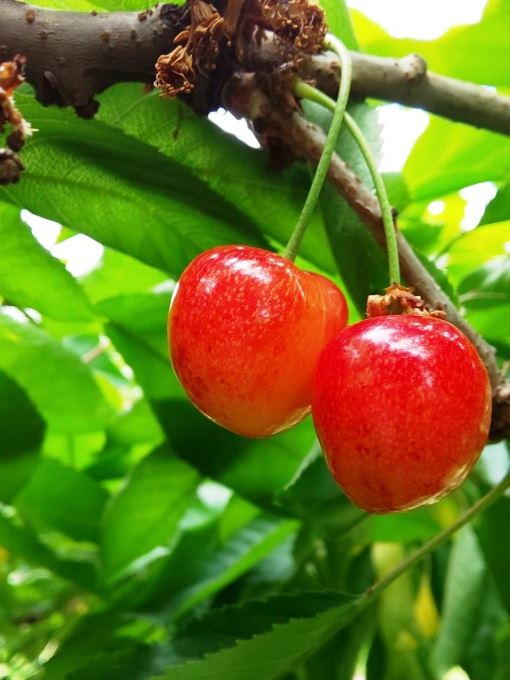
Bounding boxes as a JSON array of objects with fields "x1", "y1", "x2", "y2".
[
  {"x1": 156, "y1": 1, "x2": 224, "y2": 97},
  {"x1": 366, "y1": 284, "x2": 447, "y2": 319},
  {"x1": 155, "y1": 0, "x2": 327, "y2": 99},
  {"x1": 0, "y1": 54, "x2": 29, "y2": 184}
]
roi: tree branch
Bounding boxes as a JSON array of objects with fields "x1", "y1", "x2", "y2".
[
  {"x1": 3, "y1": 1, "x2": 510, "y2": 135},
  {"x1": 0, "y1": 0, "x2": 184, "y2": 117},
  {"x1": 304, "y1": 51, "x2": 510, "y2": 136}
]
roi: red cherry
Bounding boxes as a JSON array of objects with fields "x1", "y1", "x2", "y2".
[
  {"x1": 169, "y1": 245, "x2": 348, "y2": 438},
  {"x1": 312, "y1": 315, "x2": 492, "y2": 513}
]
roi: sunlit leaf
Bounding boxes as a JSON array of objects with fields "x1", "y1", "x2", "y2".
[
  {"x1": 15, "y1": 459, "x2": 108, "y2": 543},
  {"x1": 0, "y1": 202, "x2": 93, "y2": 320},
  {"x1": 352, "y1": 0, "x2": 510, "y2": 86}
]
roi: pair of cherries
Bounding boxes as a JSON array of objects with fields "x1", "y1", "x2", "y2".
[{"x1": 169, "y1": 246, "x2": 491, "y2": 513}]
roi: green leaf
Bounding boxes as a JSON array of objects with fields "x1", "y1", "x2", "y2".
[
  {"x1": 416, "y1": 250, "x2": 459, "y2": 305},
  {"x1": 315, "y1": 102, "x2": 388, "y2": 311},
  {"x1": 107, "y1": 398, "x2": 164, "y2": 448},
  {"x1": 319, "y1": 0, "x2": 359, "y2": 49},
  {"x1": 2, "y1": 89, "x2": 268, "y2": 276},
  {"x1": 462, "y1": 581, "x2": 508, "y2": 680},
  {"x1": 276, "y1": 455, "x2": 366, "y2": 534},
  {"x1": 0, "y1": 507, "x2": 96, "y2": 590},
  {"x1": 304, "y1": 609, "x2": 375, "y2": 680},
  {"x1": 105, "y1": 320, "x2": 183, "y2": 401},
  {"x1": 0, "y1": 311, "x2": 113, "y2": 432},
  {"x1": 444, "y1": 222, "x2": 510, "y2": 286},
  {"x1": 15, "y1": 459, "x2": 108, "y2": 543},
  {"x1": 457, "y1": 256, "x2": 510, "y2": 346},
  {"x1": 43, "y1": 612, "x2": 128, "y2": 680},
  {"x1": 101, "y1": 448, "x2": 199, "y2": 583},
  {"x1": 478, "y1": 495, "x2": 510, "y2": 612},
  {"x1": 0, "y1": 370, "x2": 44, "y2": 456},
  {"x1": 0, "y1": 202, "x2": 93, "y2": 320},
  {"x1": 141, "y1": 512, "x2": 299, "y2": 620},
  {"x1": 82, "y1": 249, "x2": 168, "y2": 304},
  {"x1": 97, "y1": 292, "x2": 170, "y2": 359},
  {"x1": 72, "y1": 592, "x2": 364, "y2": 680},
  {"x1": 0, "y1": 371, "x2": 44, "y2": 502},
  {"x1": 156, "y1": 591, "x2": 363, "y2": 679},
  {"x1": 432, "y1": 526, "x2": 486, "y2": 674},
  {"x1": 458, "y1": 256, "x2": 510, "y2": 311},
  {"x1": 481, "y1": 183, "x2": 510, "y2": 226},
  {"x1": 494, "y1": 625, "x2": 510, "y2": 680},
  {"x1": 28, "y1": 0, "x2": 99, "y2": 9},
  {"x1": 353, "y1": 0, "x2": 510, "y2": 86},
  {"x1": 156, "y1": 400, "x2": 318, "y2": 506},
  {"x1": 373, "y1": 544, "x2": 430, "y2": 680},
  {"x1": 404, "y1": 116, "x2": 510, "y2": 202},
  {"x1": 370, "y1": 507, "x2": 441, "y2": 543},
  {"x1": 95, "y1": 84, "x2": 336, "y2": 274}
]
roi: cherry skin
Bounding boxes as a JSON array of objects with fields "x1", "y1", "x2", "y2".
[
  {"x1": 169, "y1": 245, "x2": 348, "y2": 438},
  {"x1": 312, "y1": 315, "x2": 492, "y2": 513}
]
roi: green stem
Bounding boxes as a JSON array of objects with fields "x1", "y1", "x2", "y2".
[
  {"x1": 283, "y1": 34, "x2": 352, "y2": 261},
  {"x1": 294, "y1": 82, "x2": 401, "y2": 284},
  {"x1": 365, "y1": 470, "x2": 510, "y2": 600}
]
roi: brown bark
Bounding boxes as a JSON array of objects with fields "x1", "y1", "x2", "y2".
[{"x1": 0, "y1": 0, "x2": 185, "y2": 116}]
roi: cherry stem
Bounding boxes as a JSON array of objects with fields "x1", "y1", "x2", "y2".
[
  {"x1": 294, "y1": 81, "x2": 401, "y2": 285},
  {"x1": 364, "y1": 470, "x2": 510, "y2": 601},
  {"x1": 283, "y1": 34, "x2": 352, "y2": 262}
]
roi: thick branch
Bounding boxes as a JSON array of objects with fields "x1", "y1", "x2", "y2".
[
  {"x1": 0, "y1": 0, "x2": 183, "y2": 116},
  {"x1": 304, "y1": 51, "x2": 510, "y2": 136},
  {"x1": 3, "y1": 1, "x2": 510, "y2": 135}
]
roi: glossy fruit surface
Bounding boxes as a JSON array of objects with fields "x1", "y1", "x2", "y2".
[
  {"x1": 312, "y1": 315, "x2": 492, "y2": 513},
  {"x1": 169, "y1": 245, "x2": 348, "y2": 438}
]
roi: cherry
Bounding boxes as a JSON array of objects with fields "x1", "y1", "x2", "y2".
[
  {"x1": 312, "y1": 314, "x2": 492, "y2": 513},
  {"x1": 169, "y1": 245, "x2": 348, "y2": 438}
]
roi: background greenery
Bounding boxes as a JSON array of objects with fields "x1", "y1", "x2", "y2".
[{"x1": 0, "y1": 0, "x2": 509, "y2": 678}]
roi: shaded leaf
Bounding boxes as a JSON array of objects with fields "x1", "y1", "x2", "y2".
[
  {"x1": 316, "y1": 102, "x2": 389, "y2": 311},
  {"x1": 2, "y1": 89, "x2": 268, "y2": 277},
  {"x1": 156, "y1": 400, "x2": 318, "y2": 506},
  {"x1": 0, "y1": 507, "x2": 96, "y2": 590},
  {"x1": 141, "y1": 512, "x2": 299, "y2": 620},
  {"x1": 156, "y1": 591, "x2": 363, "y2": 679},
  {"x1": 0, "y1": 370, "x2": 44, "y2": 457},
  {"x1": 478, "y1": 495, "x2": 510, "y2": 613},
  {"x1": 432, "y1": 526, "x2": 485, "y2": 674},
  {"x1": 72, "y1": 592, "x2": 364, "y2": 680},
  {"x1": 96, "y1": 84, "x2": 336, "y2": 274}
]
